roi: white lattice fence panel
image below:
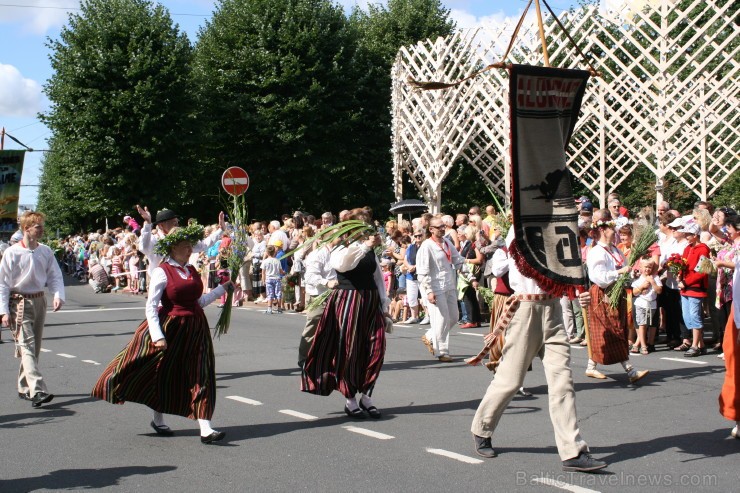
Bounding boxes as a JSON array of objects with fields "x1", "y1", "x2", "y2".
[{"x1": 391, "y1": 0, "x2": 739, "y2": 208}]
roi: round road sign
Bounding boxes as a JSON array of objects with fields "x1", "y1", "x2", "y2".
[{"x1": 221, "y1": 166, "x2": 249, "y2": 196}]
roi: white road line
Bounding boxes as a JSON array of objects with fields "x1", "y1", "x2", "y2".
[
  {"x1": 531, "y1": 477, "x2": 601, "y2": 493},
  {"x1": 40, "y1": 348, "x2": 51, "y2": 352},
  {"x1": 279, "y1": 409, "x2": 318, "y2": 421},
  {"x1": 50, "y1": 307, "x2": 145, "y2": 314},
  {"x1": 82, "y1": 360, "x2": 101, "y2": 365},
  {"x1": 425, "y1": 448, "x2": 483, "y2": 464},
  {"x1": 57, "y1": 353, "x2": 76, "y2": 358},
  {"x1": 661, "y1": 357, "x2": 708, "y2": 365},
  {"x1": 458, "y1": 332, "x2": 484, "y2": 337},
  {"x1": 569, "y1": 345, "x2": 585, "y2": 349},
  {"x1": 342, "y1": 426, "x2": 394, "y2": 440},
  {"x1": 225, "y1": 395, "x2": 263, "y2": 406}
]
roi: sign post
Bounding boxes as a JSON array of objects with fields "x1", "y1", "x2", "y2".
[{"x1": 221, "y1": 166, "x2": 249, "y2": 196}]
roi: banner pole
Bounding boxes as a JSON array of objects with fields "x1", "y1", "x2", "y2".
[
  {"x1": 534, "y1": 0, "x2": 551, "y2": 67},
  {"x1": 1, "y1": 127, "x2": 5, "y2": 150}
]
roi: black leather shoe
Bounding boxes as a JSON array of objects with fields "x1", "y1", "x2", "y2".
[
  {"x1": 562, "y1": 452, "x2": 607, "y2": 472},
  {"x1": 18, "y1": 392, "x2": 30, "y2": 401},
  {"x1": 31, "y1": 392, "x2": 54, "y2": 408},
  {"x1": 344, "y1": 405, "x2": 366, "y2": 419},
  {"x1": 201, "y1": 431, "x2": 226, "y2": 444},
  {"x1": 150, "y1": 421, "x2": 174, "y2": 436},
  {"x1": 359, "y1": 401, "x2": 382, "y2": 419},
  {"x1": 473, "y1": 433, "x2": 495, "y2": 458}
]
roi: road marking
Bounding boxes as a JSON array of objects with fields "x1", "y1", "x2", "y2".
[
  {"x1": 569, "y1": 345, "x2": 585, "y2": 349},
  {"x1": 279, "y1": 409, "x2": 318, "y2": 421},
  {"x1": 82, "y1": 360, "x2": 101, "y2": 365},
  {"x1": 425, "y1": 448, "x2": 483, "y2": 464},
  {"x1": 531, "y1": 477, "x2": 601, "y2": 493},
  {"x1": 57, "y1": 353, "x2": 76, "y2": 358},
  {"x1": 342, "y1": 426, "x2": 394, "y2": 440},
  {"x1": 661, "y1": 357, "x2": 707, "y2": 365},
  {"x1": 458, "y1": 332, "x2": 484, "y2": 337},
  {"x1": 49, "y1": 307, "x2": 145, "y2": 314},
  {"x1": 225, "y1": 395, "x2": 263, "y2": 406},
  {"x1": 40, "y1": 348, "x2": 51, "y2": 352}
]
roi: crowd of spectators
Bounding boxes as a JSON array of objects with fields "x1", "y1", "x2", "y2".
[{"x1": 16, "y1": 195, "x2": 738, "y2": 360}]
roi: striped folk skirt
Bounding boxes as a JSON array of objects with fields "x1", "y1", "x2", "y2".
[
  {"x1": 587, "y1": 284, "x2": 629, "y2": 366},
  {"x1": 301, "y1": 288, "x2": 386, "y2": 398},
  {"x1": 486, "y1": 293, "x2": 509, "y2": 371},
  {"x1": 91, "y1": 313, "x2": 216, "y2": 420}
]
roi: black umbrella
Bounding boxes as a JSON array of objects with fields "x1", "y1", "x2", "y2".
[{"x1": 389, "y1": 199, "x2": 428, "y2": 215}]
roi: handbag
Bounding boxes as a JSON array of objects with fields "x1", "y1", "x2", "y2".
[
  {"x1": 457, "y1": 275, "x2": 471, "y2": 300},
  {"x1": 384, "y1": 315, "x2": 394, "y2": 334}
]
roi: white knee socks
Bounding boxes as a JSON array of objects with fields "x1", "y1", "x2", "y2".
[
  {"x1": 152, "y1": 411, "x2": 166, "y2": 427},
  {"x1": 198, "y1": 419, "x2": 215, "y2": 437}
]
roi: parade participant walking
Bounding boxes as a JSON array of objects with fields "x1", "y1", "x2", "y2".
[
  {"x1": 136, "y1": 205, "x2": 224, "y2": 277},
  {"x1": 0, "y1": 211, "x2": 65, "y2": 407},
  {"x1": 301, "y1": 208, "x2": 389, "y2": 419},
  {"x1": 417, "y1": 217, "x2": 465, "y2": 362},
  {"x1": 585, "y1": 215, "x2": 649, "y2": 382},
  {"x1": 297, "y1": 243, "x2": 337, "y2": 368},
  {"x1": 470, "y1": 227, "x2": 605, "y2": 472},
  {"x1": 92, "y1": 225, "x2": 231, "y2": 444}
]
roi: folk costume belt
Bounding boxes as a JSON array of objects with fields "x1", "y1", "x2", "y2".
[
  {"x1": 465, "y1": 293, "x2": 556, "y2": 366},
  {"x1": 9, "y1": 291, "x2": 45, "y2": 358}
]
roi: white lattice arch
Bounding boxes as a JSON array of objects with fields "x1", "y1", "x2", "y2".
[{"x1": 391, "y1": 0, "x2": 739, "y2": 211}]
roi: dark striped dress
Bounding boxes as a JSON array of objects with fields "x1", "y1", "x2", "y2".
[
  {"x1": 91, "y1": 263, "x2": 216, "y2": 420},
  {"x1": 301, "y1": 249, "x2": 386, "y2": 398}
]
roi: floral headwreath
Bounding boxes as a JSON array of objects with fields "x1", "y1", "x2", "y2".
[
  {"x1": 154, "y1": 223, "x2": 204, "y2": 257},
  {"x1": 593, "y1": 219, "x2": 616, "y2": 229}
]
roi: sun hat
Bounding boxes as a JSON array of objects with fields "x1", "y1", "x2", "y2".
[
  {"x1": 152, "y1": 209, "x2": 179, "y2": 225},
  {"x1": 678, "y1": 222, "x2": 700, "y2": 235},
  {"x1": 667, "y1": 217, "x2": 684, "y2": 228}
]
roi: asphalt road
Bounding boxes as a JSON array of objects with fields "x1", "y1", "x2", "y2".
[{"x1": 0, "y1": 276, "x2": 737, "y2": 493}]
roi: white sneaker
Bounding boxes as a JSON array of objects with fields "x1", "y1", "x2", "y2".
[
  {"x1": 420, "y1": 316, "x2": 430, "y2": 325},
  {"x1": 263, "y1": 309, "x2": 273, "y2": 314},
  {"x1": 732, "y1": 425, "x2": 738, "y2": 439},
  {"x1": 403, "y1": 317, "x2": 420, "y2": 324},
  {"x1": 255, "y1": 297, "x2": 266, "y2": 304}
]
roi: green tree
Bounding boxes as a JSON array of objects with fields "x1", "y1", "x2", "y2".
[
  {"x1": 38, "y1": 0, "x2": 195, "y2": 233},
  {"x1": 350, "y1": 0, "x2": 455, "y2": 210},
  {"x1": 193, "y1": 0, "x2": 361, "y2": 219}
]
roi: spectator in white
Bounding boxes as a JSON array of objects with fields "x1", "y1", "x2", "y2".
[
  {"x1": 441, "y1": 215, "x2": 460, "y2": 250},
  {"x1": 88, "y1": 259, "x2": 112, "y2": 293},
  {"x1": 0, "y1": 211, "x2": 65, "y2": 408},
  {"x1": 297, "y1": 242, "x2": 338, "y2": 367},
  {"x1": 608, "y1": 198, "x2": 628, "y2": 229},
  {"x1": 320, "y1": 212, "x2": 334, "y2": 229},
  {"x1": 267, "y1": 220, "x2": 289, "y2": 247},
  {"x1": 403, "y1": 229, "x2": 425, "y2": 324},
  {"x1": 417, "y1": 217, "x2": 465, "y2": 362}
]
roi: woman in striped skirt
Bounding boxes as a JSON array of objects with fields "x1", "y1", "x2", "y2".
[
  {"x1": 301, "y1": 208, "x2": 390, "y2": 419},
  {"x1": 91, "y1": 225, "x2": 231, "y2": 444}
]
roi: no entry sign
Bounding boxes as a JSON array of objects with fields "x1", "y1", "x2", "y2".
[{"x1": 221, "y1": 166, "x2": 249, "y2": 196}]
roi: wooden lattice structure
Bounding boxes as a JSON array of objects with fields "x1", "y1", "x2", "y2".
[{"x1": 391, "y1": 0, "x2": 739, "y2": 211}]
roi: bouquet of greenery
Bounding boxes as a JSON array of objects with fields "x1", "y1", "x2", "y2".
[
  {"x1": 606, "y1": 208, "x2": 658, "y2": 309},
  {"x1": 213, "y1": 193, "x2": 250, "y2": 339}
]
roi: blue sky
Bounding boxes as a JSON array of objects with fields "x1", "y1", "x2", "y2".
[{"x1": 0, "y1": 0, "x2": 586, "y2": 206}]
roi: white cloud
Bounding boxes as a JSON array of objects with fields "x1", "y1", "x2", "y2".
[
  {"x1": 0, "y1": 0, "x2": 79, "y2": 34},
  {"x1": 0, "y1": 64, "x2": 43, "y2": 117}
]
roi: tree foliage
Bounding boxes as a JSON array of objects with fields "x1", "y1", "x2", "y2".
[
  {"x1": 38, "y1": 0, "x2": 195, "y2": 233},
  {"x1": 193, "y1": 0, "x2": 361, "y2": 220}
]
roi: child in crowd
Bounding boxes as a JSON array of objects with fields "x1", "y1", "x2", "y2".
[
  {"x1": 261, "y1": 245, "x2": 285, "y2": 315},
  {"x1": 631, "y1": 258, "x2": 663, "y2": 355},
  {"x1": 110, "y1": 246, "x2": 123, "y2": 292},
  {"x1": 381, "y1": 259, "x2": 394, "y2": 299}
]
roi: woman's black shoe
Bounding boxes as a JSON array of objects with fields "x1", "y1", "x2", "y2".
[
  {"x1": 359, "y1": 402, "x2": 382, "y2": 419},
  {"x1": 150, "y1": 421, "x2": 174, "y2": 436},
  {"x1": 201, "y1": 431, "x2": 226, "y2": 444},
  {"x1": 344, "y1": 405, "x2": 366, "y2": 419}
]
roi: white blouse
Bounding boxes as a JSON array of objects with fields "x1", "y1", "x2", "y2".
[
  {"x1": 586, "y1": 242, "x2": 625, "y2": 289},
  {"x1": 330, "y1": 243, "x2": 389, "y2": 313},
  {"x1": 146, "y1": 258, "x2": 226, "y2": 342}
]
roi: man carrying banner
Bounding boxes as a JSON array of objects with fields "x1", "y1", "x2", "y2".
[
  {"x1": 0, "y1": 211, "x2": 65, "y2": 408},
  {"x1": 470, "y1": 65, "x2": 606, "y2": 472}
]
